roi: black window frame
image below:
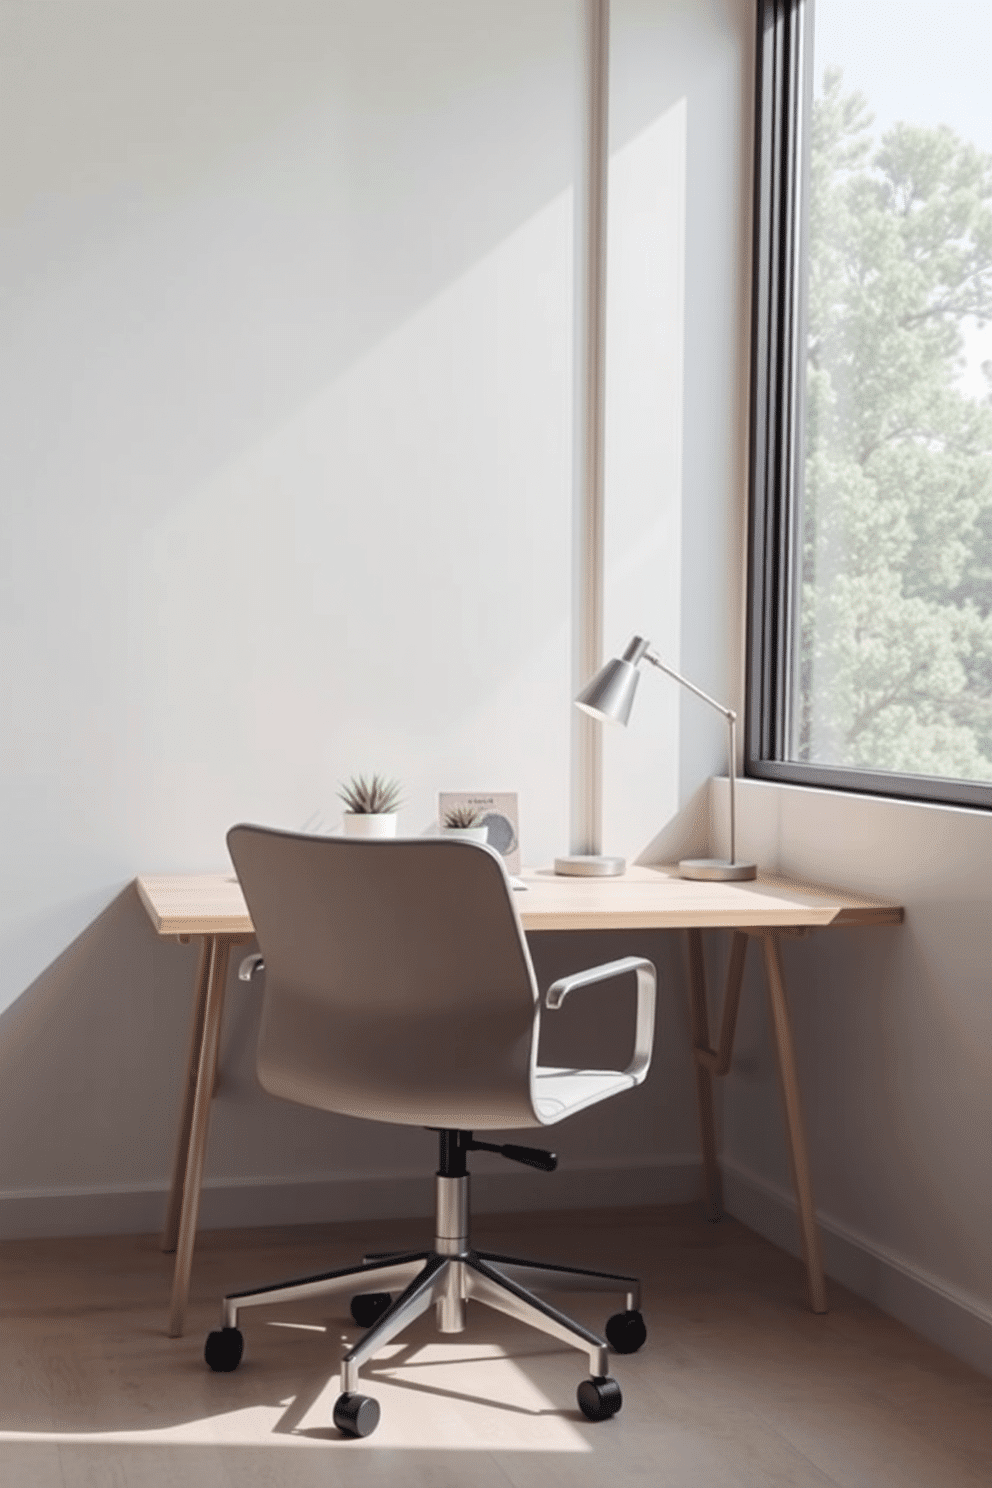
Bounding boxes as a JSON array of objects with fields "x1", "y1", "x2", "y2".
[{"x1": 745, "y1": 0, "x2": 992, "y2": 812}]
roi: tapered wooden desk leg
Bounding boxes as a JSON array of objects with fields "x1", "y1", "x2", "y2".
[
  {"x1": 167, "y1": 935, "x2": 231, "y2": 1339},
  {"x1": 762, "y1": 933, "x2": 828, "y2": 1314},
  {"x1": 687, "y1": 929, "x2": 722, "y2": 1220},
  {"x1": 162, "y1": 938, "x2": 212, "y2": 1254}
]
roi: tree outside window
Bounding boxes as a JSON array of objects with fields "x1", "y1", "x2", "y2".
[{"x1": 794, "y1": 65, "x2": 992, "y2": 782}]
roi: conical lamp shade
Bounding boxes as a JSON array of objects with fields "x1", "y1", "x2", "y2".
[{"x1": 575, "y1": 657, "x2": 640, "y2": 725}]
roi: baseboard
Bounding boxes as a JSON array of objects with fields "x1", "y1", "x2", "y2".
[
  {"x1": 722, "y1": 1159, "x2": 992, "y2": 1380},
  {"x1": 0, "y1": 1155, "x2": 702, "y2": 1241}
]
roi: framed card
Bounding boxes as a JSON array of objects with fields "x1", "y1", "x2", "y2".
[{"x1": 438, "y1": 791, "x2": 520, "y2": 874}]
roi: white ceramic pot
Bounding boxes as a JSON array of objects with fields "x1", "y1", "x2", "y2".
[
  {"x1": 341, "y1": 812, "x2": 398, "y2": 839},
  {"x1": 441, "y1": 826, "x2": 489, "y2": 845}
]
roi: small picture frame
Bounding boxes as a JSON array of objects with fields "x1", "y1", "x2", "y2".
[{"x1": 438, "y1": 792, "x2": 520, "y2": 874}]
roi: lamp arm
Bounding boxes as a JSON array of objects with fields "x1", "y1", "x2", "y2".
[
  {"x1": 642, "y1": 649, "x2": 736, "y2": 723},
  {"x1": 643, "y1": 649, "x2": 739, "y2": 866}
]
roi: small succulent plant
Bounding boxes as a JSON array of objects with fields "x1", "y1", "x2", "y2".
[
  {"x1": 337, "y1": 773, "x2": 403, "y2": 815},
  {"x1": 443, "y1": 804, "x2": 485, "y2": 829}
]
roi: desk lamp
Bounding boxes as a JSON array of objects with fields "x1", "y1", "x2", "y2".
[{"x1": 570, "y1": 634, "x2": 756, "y2": 882}]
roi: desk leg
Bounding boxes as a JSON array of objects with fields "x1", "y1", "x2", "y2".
[
  {"x1": 686, "y1": 929, "x2": 722, "y2": 1221},
  {"x1": 162, "y1": 938, "x2": 212, "y2": 1254},
  {"x1": 167, "y1": 935, "x2": 231, "y2": 1339},
  {"x1": 762, "y1": 933, "x2": 828, "y2": 1314}
]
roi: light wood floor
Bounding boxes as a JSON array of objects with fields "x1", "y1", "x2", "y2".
[{"x1": 2, "y1": 1204, "x2": 991, "y2": 1486}]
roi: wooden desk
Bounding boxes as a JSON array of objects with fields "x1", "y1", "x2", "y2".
[{"x1": 137, "y1": 865, "x2": 902, "y2": 1337}]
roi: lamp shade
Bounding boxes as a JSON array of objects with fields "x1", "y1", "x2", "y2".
[{"x1": 575, "y1": 656, "x2": 640, "y2": 725}]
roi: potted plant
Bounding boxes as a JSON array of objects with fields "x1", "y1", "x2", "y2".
[
  {"x1": 440, "y1": 804, "x2": 489, "y2": 845},
  {"x1": 338, "y1": 774, "x2": 402, "y2": 838}
]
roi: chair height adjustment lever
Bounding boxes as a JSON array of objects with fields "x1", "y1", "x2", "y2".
[{"x1": 469, "y1": 1140, "x2": 558, "y2": 1172}]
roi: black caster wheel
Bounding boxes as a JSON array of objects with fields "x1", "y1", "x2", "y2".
[
  {"x1": 606, "y1": 1308, "x2": 647, "y2": 1354},
  {"x1": 204, "y1": 1327, "x2": 244, "y2": 1372},
  {"x1": 350, "y1": 1292, "x2": 392, "y2": 1328},
  {"x1": 333, "y1": 1391, "x2": 381, "y2": 1438},
  {"x1": 577, "y1": 1374, "x2": 623, "y2": 1422}
]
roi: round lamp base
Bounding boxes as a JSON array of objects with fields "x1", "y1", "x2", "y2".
[
  {"x1": 554, "y1": 854, "x2": 626, "y2": 878},
  {"x1": 678, "y1": 858, "x2": 757, "y2": 882}
]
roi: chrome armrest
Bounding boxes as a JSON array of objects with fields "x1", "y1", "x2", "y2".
[
  {"x1": 238, "y1": 954, "x2": 265, "y2": 982},
  {"x1": 545, "y1": 955, "x2": 656, "y2": 1085}
]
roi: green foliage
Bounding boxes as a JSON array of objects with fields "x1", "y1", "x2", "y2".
[
  {"x1": 800, "y1": 68, "x2": 992, "y2": 779},
  {"x1": 337, "y1": 773, "x2": 402, "y2": 815}
]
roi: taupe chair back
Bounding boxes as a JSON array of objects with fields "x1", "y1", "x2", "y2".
[{"x1": 226, "y1": 825, "x2": 542, "y2": 1131}]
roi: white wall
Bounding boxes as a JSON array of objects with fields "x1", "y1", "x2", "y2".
[
  {"x1": 11, "y1": 0, "x2": 986, "y2": 1394},
  {"x1": 0, "y1": 2, "x2": 752, "y2": 1235}
]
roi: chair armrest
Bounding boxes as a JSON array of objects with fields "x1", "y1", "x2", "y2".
[
  {"x1": 238, "y1": 954, "x2": 265, "y2": 982},
  {"x1": 545, "y1": 955, "x2": 656, "y2": 1085}
]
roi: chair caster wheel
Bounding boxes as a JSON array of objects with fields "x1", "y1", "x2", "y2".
[
  {"x1": 333, "y1": 1391, "x2": 381, "y2": 1437},
  {"x1": 577, "y1": 1374, "x2": 622, "y2": 1421},
  {"x1": 606, "y1": 1308, "x2": 647, "y2": 1354},
  {"x1": 204, "y1": 1327, "x2": 243, "y2": 1372},
  {"x1": 350, "y1": 1292, "x2": 392, "y2": 1328}
]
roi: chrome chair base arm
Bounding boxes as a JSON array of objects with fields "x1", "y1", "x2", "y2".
[
  {"x1": 475, "y1": 1250, "x2": 640, "y2": 1311},
  {"x1": 465, "y1": 1256, "x2": 611, "y2": 1378},
  {"x1": 222, "y1": 1252, "x2": 428, "y2": 1329},
  {"x1": 341, "y1": 1255, "x2": 448, "y2": 1394}
]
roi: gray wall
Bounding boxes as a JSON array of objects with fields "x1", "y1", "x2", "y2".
[
  {"x1": 713, "y1": 778, "x2": 992, "y2": 1377},
  {"x1": 0, "y1": 3, "x2": 750, "y2": 1233}
]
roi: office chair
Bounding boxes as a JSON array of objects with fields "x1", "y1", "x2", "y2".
[{"x1": 206, "y1": 825, "x2": 657, "y2": 1438}]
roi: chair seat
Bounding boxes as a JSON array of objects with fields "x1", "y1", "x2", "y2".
[{"x1": 532, "y1": 1065, "x2": 636, "y2": 1122}]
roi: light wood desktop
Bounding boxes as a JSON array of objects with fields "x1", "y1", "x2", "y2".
[{"x1": 136, "y1": 865, "x2": 903, "y2": 1338}]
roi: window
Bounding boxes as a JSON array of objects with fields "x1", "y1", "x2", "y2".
[{"x1": 747, "y1": 0, "x2": 992, "y2": 808}]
